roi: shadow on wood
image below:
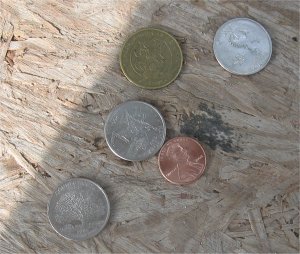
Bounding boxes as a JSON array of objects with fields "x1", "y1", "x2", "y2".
[{"x1": 0, "y1": 0, "x2": 299, "y2": 253}]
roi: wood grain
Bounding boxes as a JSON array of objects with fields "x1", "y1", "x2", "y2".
[{"x1": 0, "y1": 0, "x2": 299, "y2": 253}]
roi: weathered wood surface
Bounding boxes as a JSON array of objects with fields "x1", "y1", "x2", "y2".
[{"x1": 0, "y1": 0, "x2": 299, "y2": 253}]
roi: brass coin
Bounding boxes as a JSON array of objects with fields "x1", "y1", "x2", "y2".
[{"x1": 120, "y1": 28, "x2": 183, "y2": 89}]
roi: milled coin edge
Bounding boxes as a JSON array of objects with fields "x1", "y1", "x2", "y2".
[{"x1": 47, "y1": 177, "x2": 111, "y2": 241}]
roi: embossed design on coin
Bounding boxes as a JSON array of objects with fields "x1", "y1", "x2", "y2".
[
  {"x1": 158, "y1": 137, "x2": 206, "y2": 185},
  {"x1": 105, "y1": 101, "x2": 166, "y2": 161},
  {"x1": 213, "y1": 18, "x2": 272, "y2": 75},
  {"x1": 120, "y1": 28, "x2": 183, "y2": 89},
  {"x1": 48, "y1": 178, "x2": 110, "y2": 241}
]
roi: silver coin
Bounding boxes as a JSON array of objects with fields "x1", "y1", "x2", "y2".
[
  {"x1": 47, "y1": 178, "x2": 110, "y2": 241},
  {"x1": 105, "y1": 101, "x2": 166, "y2": 161},
  {"x1": 213, "y1": 18, "x2": 272, "y2": 75}
]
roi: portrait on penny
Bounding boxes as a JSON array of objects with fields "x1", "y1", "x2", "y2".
[{"x1": 158, "y1": 137, "x2": 206, "y2": 185}]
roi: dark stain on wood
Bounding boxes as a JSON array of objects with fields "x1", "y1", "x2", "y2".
[{"x1": 180, "y1": 103, "x2": 239, "y2": 153}]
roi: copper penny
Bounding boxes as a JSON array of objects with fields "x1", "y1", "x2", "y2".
[{"x1": 158, "y1": 137, "x2": 206, "y2": 185}]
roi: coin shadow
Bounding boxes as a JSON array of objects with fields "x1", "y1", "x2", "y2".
[
  {"x1": 1, "y1": 1, "x2": 193, "y2": 252},
  {"x1": 198, "y1": 142, "x2": 216, "y2": 180},
  {"x1": 1, "y1": 1, "x2": 269, "y2": 253}
]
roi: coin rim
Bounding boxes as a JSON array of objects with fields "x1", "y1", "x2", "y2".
[
  {"x1": 104, "y1": 100, "x2": 166, "y2": 161},
  {"x1": 47, "y1": 177, "x2": 111, "y2": 241},
  {"x1": 120, "y1": 27, "x2": 183, "y2": 89},
  {"x1": 213, "y1": 17, "x2": 272, "y2": 75},
  {"x1": 158, "y1": 136, "x2": 207, "y2": 185}
]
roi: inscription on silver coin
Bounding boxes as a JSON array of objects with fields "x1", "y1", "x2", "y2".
[
  {"x1": 213, "y1": 18, "x2": 272, "y2": 75},
  {"x1": 48, "y1": 178, "x2": 110, "y2": 241},
  {"x1": 105, "y1": 101, "x2": 166, "y2": 161}
]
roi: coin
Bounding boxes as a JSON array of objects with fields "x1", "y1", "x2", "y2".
[
  {"x1": 105, "y1": 101, "x2": 166, "y2": 161},
  {"x1": 120, "y1": 28, "x2": 183, "y2": 89},
  {"x1": 48, "y1": 178, "x2": 110, "y2": 241},
  {"x1": 158, "y1": 137, "x2": 206, "y2": 185},
  {"x1": 213, "y1": 18, "x2": 272, "y2": 75}
]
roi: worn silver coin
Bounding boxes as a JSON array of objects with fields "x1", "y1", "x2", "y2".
[
  {"x1": 105, "y1": 101, "x2": 166, "y2": 161},
  {"x1": 48, "y1": 178, "x2": 110, "y2": 241},
  {"x1": 213, "y1": 18, "x2": 272, "y2": 75}
]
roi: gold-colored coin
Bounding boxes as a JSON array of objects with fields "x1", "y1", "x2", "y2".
[{"x1": 120, "y1": 28, "x2": 183, "y2": 89}]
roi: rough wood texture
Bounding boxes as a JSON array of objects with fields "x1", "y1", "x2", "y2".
[{"x1": 0, "y1": 0, "x2": 299, "y2": 253}]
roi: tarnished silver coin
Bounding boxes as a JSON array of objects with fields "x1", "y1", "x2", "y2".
[
  {"x1": 213, "y1": 18, "x2": 272, "y2": 75},
  {"x1": 105, "y1": 101, "x2": 166, "y2": 161},
  {"x1": 48, "y1": 178, "x2": 110, "y2": 241}
]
